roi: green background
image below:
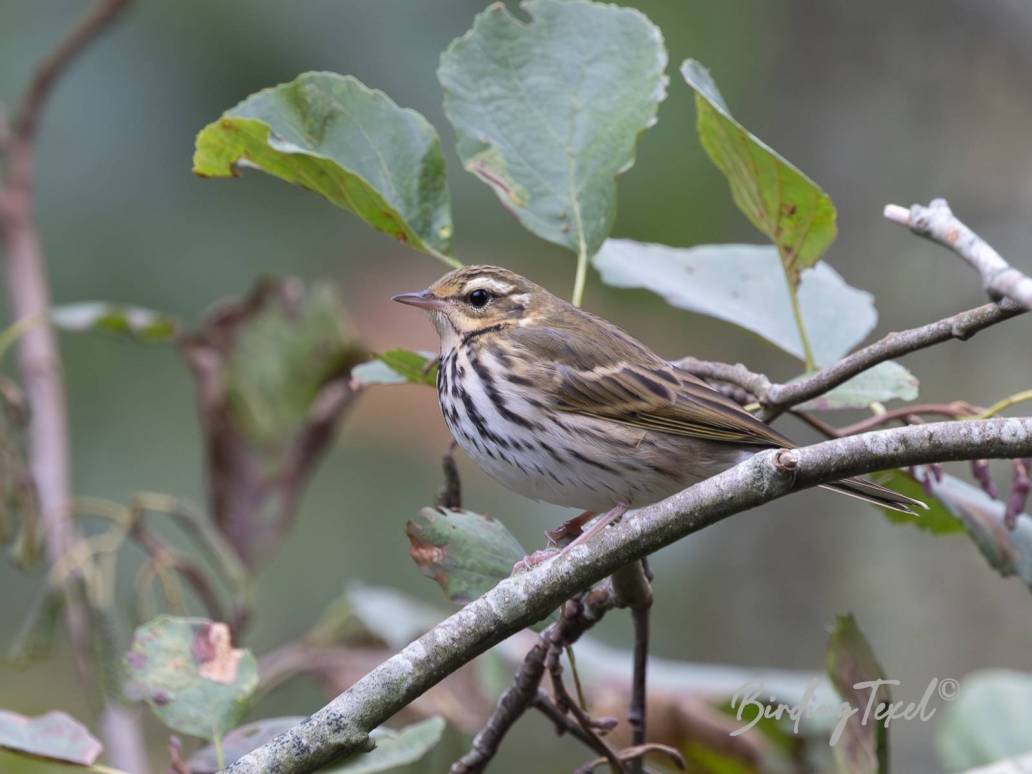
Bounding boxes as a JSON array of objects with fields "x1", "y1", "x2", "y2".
[{"x1": 2, "y1": 1, "x2": 1031, "y2": 771}]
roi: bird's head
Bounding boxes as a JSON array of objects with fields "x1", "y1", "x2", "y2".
[{"x1": 392, "y1": 265, "x2": 552, "y2": 346}]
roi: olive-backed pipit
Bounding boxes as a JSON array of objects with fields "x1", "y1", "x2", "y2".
[{"x1": 394, "y1": 266, "x2": 921, "y2": 548}]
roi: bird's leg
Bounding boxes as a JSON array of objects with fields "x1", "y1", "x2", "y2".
[
  {"x1": 511, "y1": 505, "x2": 628, "y2": 574},
  {"x1": 562, "y1": 503, "x2": 628, "y2": 553},
  {"x1": 545, "y1": 510, "x2": 596, "y2": 546}
]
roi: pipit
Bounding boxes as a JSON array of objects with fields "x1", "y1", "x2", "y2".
[{"x1": 394, "y1": 266, "x2": 921, "y2": 557}]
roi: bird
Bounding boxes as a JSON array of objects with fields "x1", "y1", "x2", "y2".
[{"x1": 393, "y1": 265, "x2": 922, "y2": 556}]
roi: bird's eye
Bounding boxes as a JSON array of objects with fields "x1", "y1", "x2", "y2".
[{"x1": 467, "y1": 289, "x2": 492, "y2": 308}]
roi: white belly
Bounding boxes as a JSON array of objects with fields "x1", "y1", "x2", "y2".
[{"x1": 436, "y1": 344, "x2": 747, "y2": 512}]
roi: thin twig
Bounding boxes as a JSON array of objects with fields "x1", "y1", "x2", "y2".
[
  {"x1": 675, "y1": 301, "x2": 1023, "y2": 421},
  {"x1": 0, "y1": 1, "x2": 140, "y2": 771},
  {"x1": 885, "y1": 199, "x2": 1032, "y2": 310},
  {"x1": 610, "y1": 562, "x2": 653, "y2": 774},
  {"x1": 451, "y1": 590, "x2": 614, "y2": 773}
]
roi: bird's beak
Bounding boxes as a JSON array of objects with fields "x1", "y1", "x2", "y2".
[{"x1": 391, "y1": 290, "x2": 446, "y2": 311}]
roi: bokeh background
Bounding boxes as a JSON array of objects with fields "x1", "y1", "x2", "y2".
[{"x1": 2, "y1": 1, "x2": 1031, "y2": 772}]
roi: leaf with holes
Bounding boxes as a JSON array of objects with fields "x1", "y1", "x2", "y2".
[
  {"x1": 50, "y1": 303, "x2": 178, "y2": 342},
  {"x1": 826, "y1": 615, "x2": 890, "y2": 774},
  {"x1": 351, "y1": 350, "x2": 437, "y2": 387},
  {"x1": 682, "y1": 60, "x2": 836, "y2": 286},
  {"x1": 124, "y1": 616, "x2": 258, "y2": 740},
  {"x1": 194, "y1": 72, "x2": 455, "y2": 264},
  {"x1": 439, "y1": 0, "x2": 667, "y2": 258}
]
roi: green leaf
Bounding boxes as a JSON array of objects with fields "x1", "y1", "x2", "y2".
[
  {"x1": 870, "y1": 470, "x2": 964, "y2": 534},
  {"x1": 0, "y1": 750, "x2": 126, "y2": 774},
  {"x1": 194, "y1": 72, "x2": 456, "y2": 264},
  {"x1": 188, "y1": 716, "x2": 304, "y2": 773},
  {"x1": 406, "y1": 508, "x2": 527, "y2": 605},
  {"x1": 594, "y1": 241, "x2": 875, "y2": 366},
  {"x1": 797, "y1": 361, "x2": 919, "y2": 410},
  {"x1": 323, "y1": 717, "x2": 446, "y2": 774},
  {"x1": 937, "y1": 670, "x2": 1032, "y2": 770},
  {"x1": 681, "y1": 60, "x2": 837, "y2": 285},
  {"x1": 0, "y1": 710, "x2": 101, "y2": 766},
  {"x1": 439, "y1": 0, "x2": 667, "y2": 260},
  {"x1": 351, "y1": 350, "x2": 437, "y2": 387},
  {"x1": 124, "y1": 616, "x2": 258, "y2": 740},
  {"x1": 50, "y1": 303, "x2": 178, "y2": 342},
  {"x1": 826, "y1": 614, "x2": 890, "y2": 774},
  {"x1": 223, "y1": 280, "x2": 367, "y2": 449}
]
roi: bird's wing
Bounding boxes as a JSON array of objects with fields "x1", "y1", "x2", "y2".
[{"x1": 506, "y1": 320, "x2": 789, "y2": 448}]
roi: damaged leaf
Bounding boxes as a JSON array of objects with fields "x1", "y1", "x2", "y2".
[
  {"x1": 124, "y1": 616, "x2": 258, "y2": 739},
  {"x1": 826, "y1": 615, "x2": 890, "y2": 774},
  {"x1": 180, "y1": 277, "x2": 368, "y2": 567},
  {"x1": 439, "y1": 0, "x2": 667, "y2": 257},
  {"x1": 0, "y1": 709, "x2": 102, "y2": 766},
  {"x1": 193, "y1": 72, "x2": 456, "y2": 264},
  {"x1": 406, "y1": 507, "x2": 526, "y2": 604}
]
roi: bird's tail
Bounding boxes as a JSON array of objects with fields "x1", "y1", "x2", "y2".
[{"x1": 821, "y1": 477, "x2": 927, "y2": 514}]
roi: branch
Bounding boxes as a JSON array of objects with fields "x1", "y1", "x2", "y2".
[
  {"x1": 885, "y1": 198, "x2": 1032, "y2": 310},
  {"x1": 679, "y1": 301, "x2": 1024, "y2": 420},
  {"x1": 227, "y1": 417, "x2": 1032, "y2": 773},
  {"x1": 0, "y1": 2, "x2": 139, "y2": 771}
]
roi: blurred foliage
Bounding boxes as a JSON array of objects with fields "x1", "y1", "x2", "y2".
[{"x1": 1, "y1": 1, "x2": 1031, "y2": 772}]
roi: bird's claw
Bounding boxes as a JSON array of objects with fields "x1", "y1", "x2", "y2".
[{"x1": 511, "y1": 548, "x2": 559, "y2": 574}]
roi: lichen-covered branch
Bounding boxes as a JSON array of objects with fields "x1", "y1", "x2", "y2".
[
  {"x1": 885, "y1": 198, "x2": 1032, "y2": 310},
  {"x1": 227, "y1": 417, "x2": 1032, "y2": 774}
]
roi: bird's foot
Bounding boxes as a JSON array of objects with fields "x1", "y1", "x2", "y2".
[{"x1": 511, "y1": 548, "x2": 559, "y2": 574}]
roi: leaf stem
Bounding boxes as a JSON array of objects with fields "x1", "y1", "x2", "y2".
[
  {"x1": 571, "y1": 241, "x2": 589, "y2": 308},
  {"x1": 214, "y1": 730, "x2": 225, "y2": 770},
  {"x1": 785, "y1": 280, "x2": 816, "y2": 372},
  {"x1": 975, "y1": 389, "x2": 1032, "y2": 419}
]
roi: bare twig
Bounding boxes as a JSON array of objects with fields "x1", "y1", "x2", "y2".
[
  {"x1": 675, "y1": 302, "x2": 1023, "y2": 421},
  {"x1": 227, "y1": 418, "x2": 1032, "y2": 774},
  {"x1": 0, "y1": 2, "x2": 141, "y2": 771},
  {"x1": 451, "y1": 589, "x2": 614, "y2": 773},
  {"x1": 1005, "y1": 459, "x2": 1030, "y2": 529},
  {"x1": 885, "y1": 199, "x2": 1032, "y2": 310},
  {"x1": 610, "y1": 562, "x2": 652, "y2": 774}
]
